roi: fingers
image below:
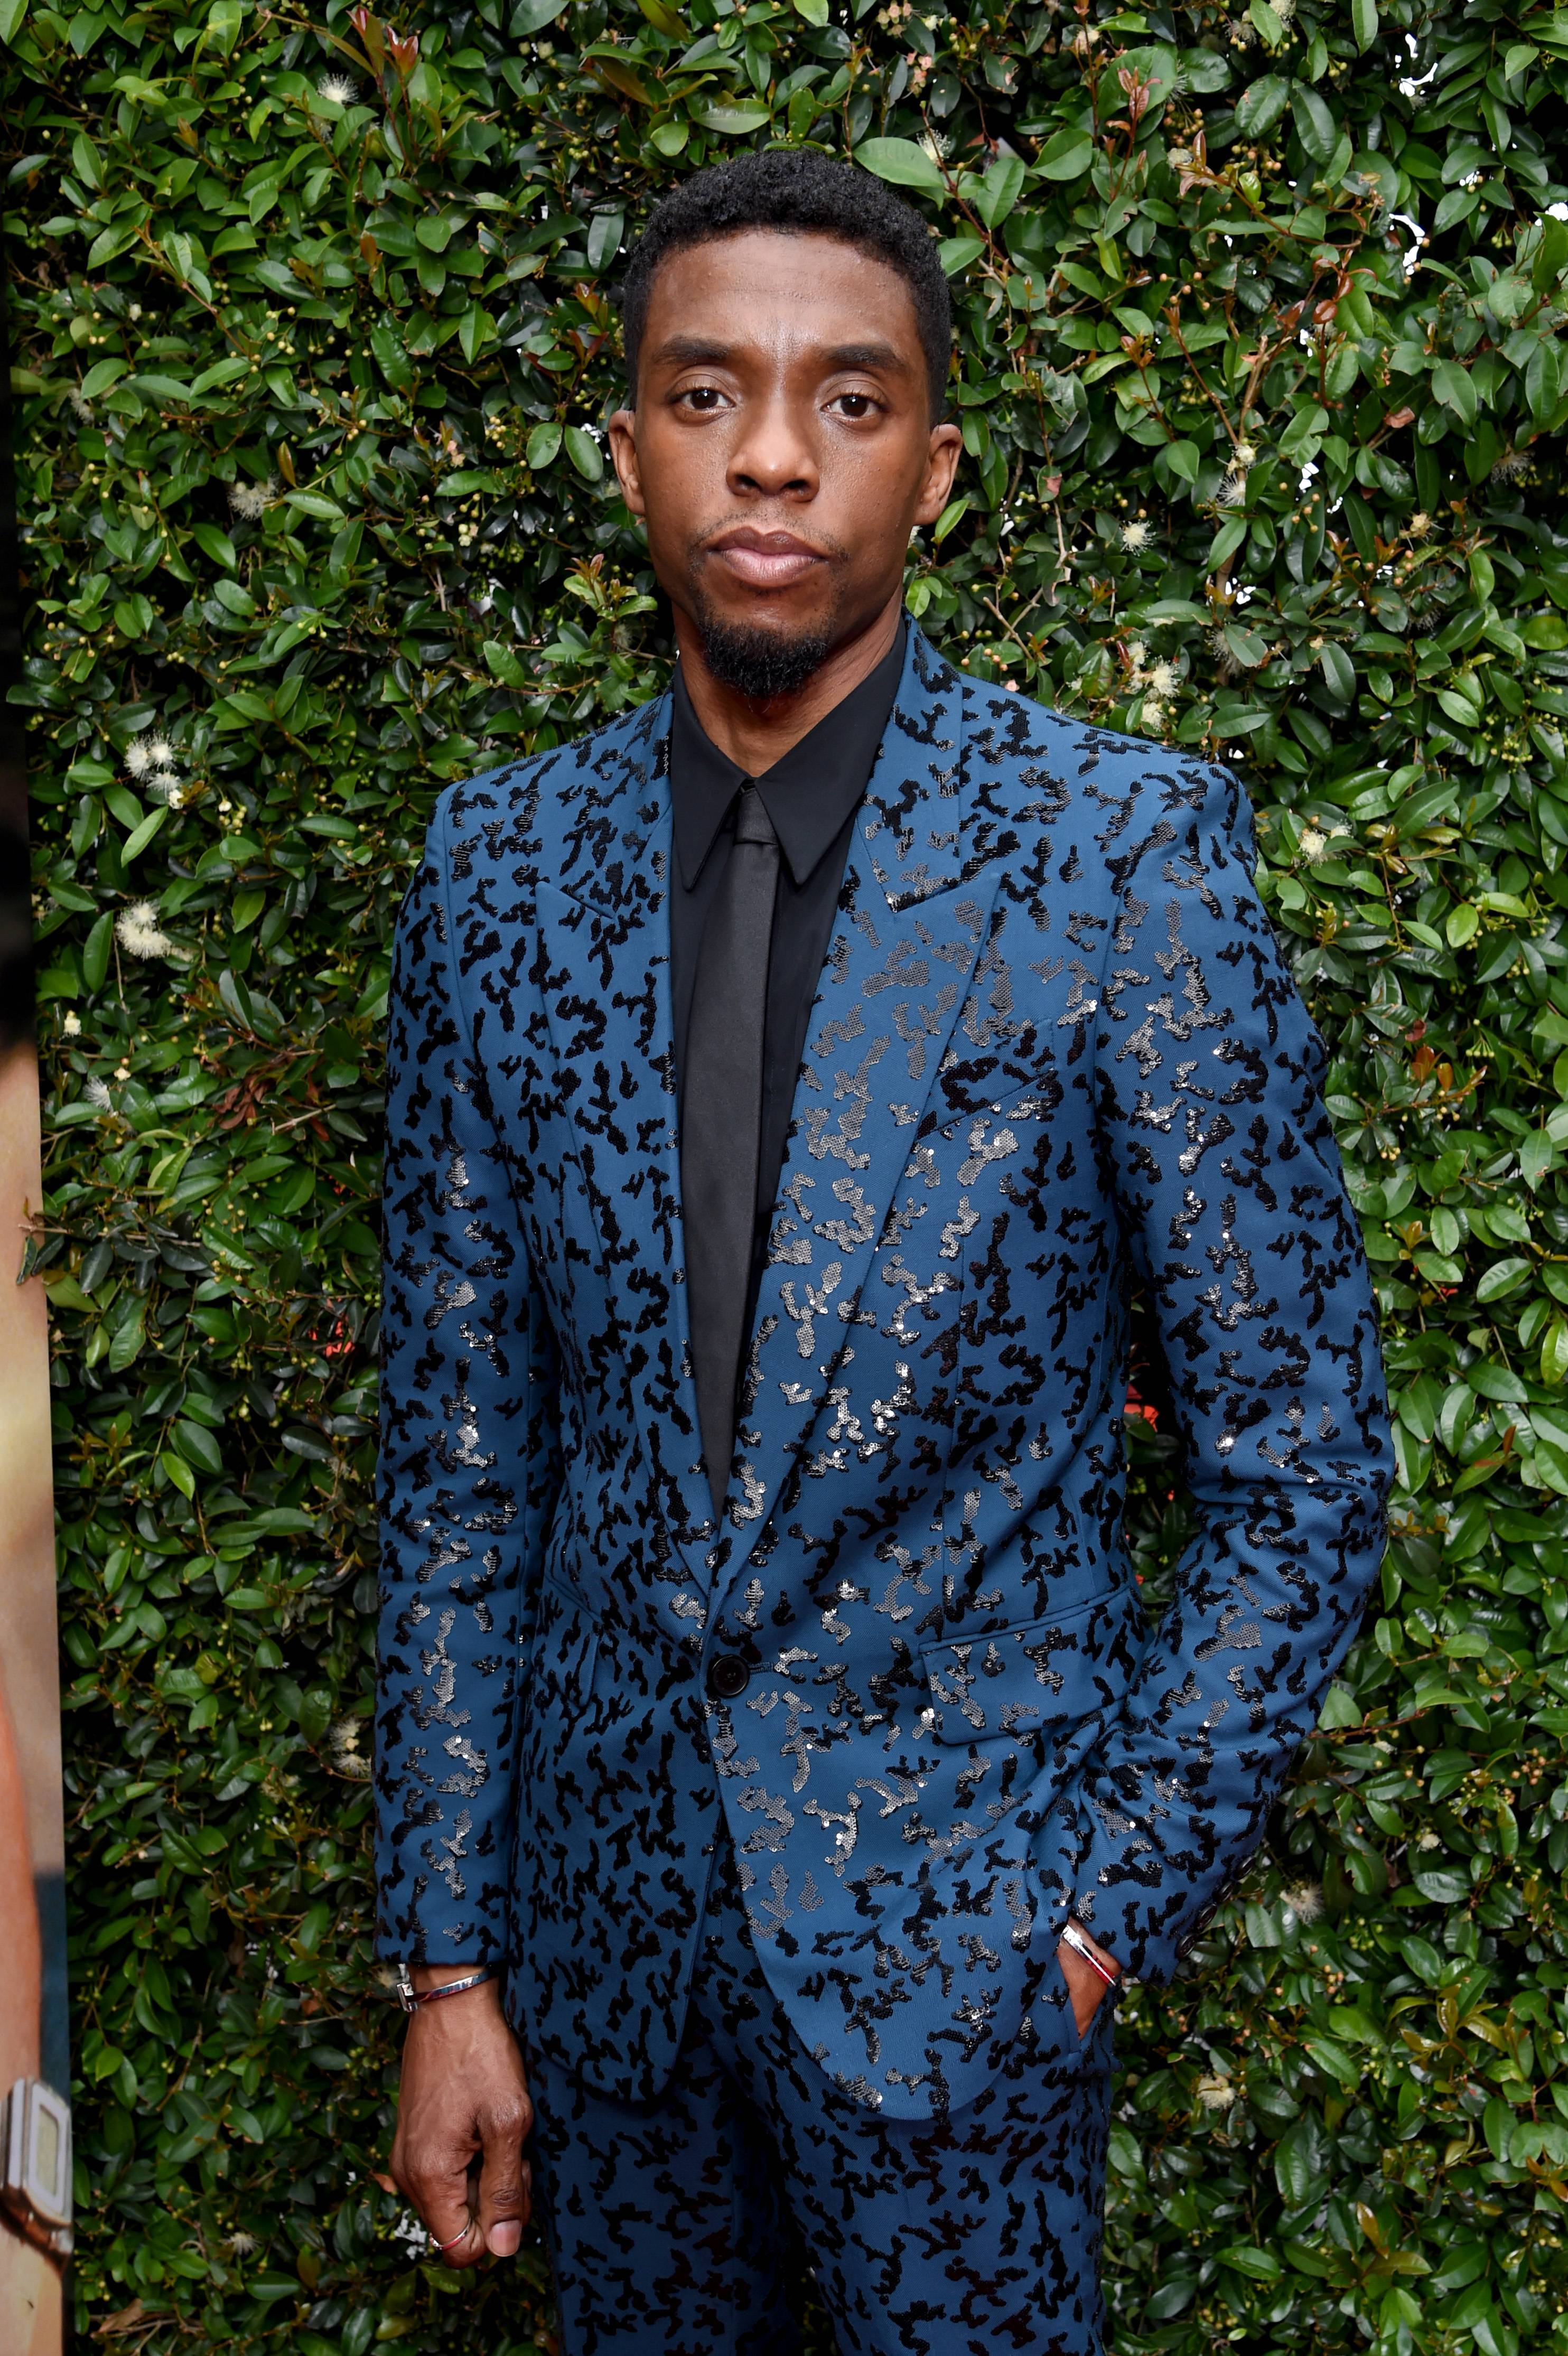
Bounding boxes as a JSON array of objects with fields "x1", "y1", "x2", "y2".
[
  {"x1": 1055, "y1": 1938, "x2": 1105, "y2": 2037},
  {"x1": 389, "y1": 2017, "x2": 534, "y2": 2266},
  {"x1": 475, "y1": 2091, "x2": 534, "y2": 2257},
  {"x1": 390, "y1": 2131, "x2": 480, "y2": 2266}
]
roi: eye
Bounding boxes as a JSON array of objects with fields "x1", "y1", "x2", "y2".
[
  {"x1": 675, "y1": 384, "x2": 729, "y2": 413},
  {"x1": 828, "y1": 390, "x2": 882, "y2": 420}
]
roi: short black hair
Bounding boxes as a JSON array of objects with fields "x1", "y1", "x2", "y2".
[{"x1": 620, "y1": 149, "x2": 953, "y2": 419}]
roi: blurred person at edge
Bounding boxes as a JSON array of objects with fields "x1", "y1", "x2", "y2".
[
  {"x1": 373, "y1": 150, "x2": 1391, "y2": 2356},
  {"x1": 0, "y1": 1682, "x2": 52, "y2": 2356}
]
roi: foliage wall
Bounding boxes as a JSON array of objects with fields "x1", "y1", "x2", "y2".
[{"x1": 5, "y1": 0, "x2": 1568, "y2": 2346}]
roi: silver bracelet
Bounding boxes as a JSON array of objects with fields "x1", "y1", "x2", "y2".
[
  {"x1": 394, "y1": 1963, "x2": 500, "y2": 2014},
  {"x1": 1060, "y1": 1919, "x2": 1120, "y2": 1989}
]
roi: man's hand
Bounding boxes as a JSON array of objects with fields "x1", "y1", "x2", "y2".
[
  {"x1": 389, "y1": 1970, "x2": 533, "y2": 2266},
  {"x1": 1056, "y1": 1926, "x2": 1120, "y2": 2038}
]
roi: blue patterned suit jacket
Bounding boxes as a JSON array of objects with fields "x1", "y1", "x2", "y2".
[{"x1": 375, "y1": 626, "x2": 1389, "y2": 2118}]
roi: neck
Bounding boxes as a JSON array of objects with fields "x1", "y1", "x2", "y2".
[{"x1": 673, "y1": 590, "x2": 905, "y2": 775}]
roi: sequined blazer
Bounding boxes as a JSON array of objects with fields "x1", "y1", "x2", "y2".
[{"x1": 375, "y1": 626, "x2": 1389, "y2": 2119}]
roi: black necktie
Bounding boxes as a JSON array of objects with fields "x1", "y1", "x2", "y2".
[{"x1": 682, "y1": 784, "x2": 780, "y2": 1514}]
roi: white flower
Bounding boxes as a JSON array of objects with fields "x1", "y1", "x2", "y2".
[
  {"x1": 1548, "y1": 203, "x2": 1568, "y2": 223},
  {"x1": 84, "y1": 1079, "x2": 113, "y2": 1110},
  {"x1": 1284, "y1": 1881, "x2": 1323, "y2": 1922},
  {"x1": 1148, "y1": 661, "x2": 1178, "y2": 696},
  {"x1": 1218, "y1": 468, "x2": 1248, "y2": 508},
  {"x1": 226, "y1": 2231, "x2": 258, "y2": 2258},
  {"x1": 67, "y1": 389, "x2": 93, "y2": 420},
  {"x1": 1460, "y1": 171, "x2": 1482, "y2": 192},
  {"x1": 229, "y1": 477, "x2": 275, "y2": 520},
  {"x1": 329, "y1": 1718, "x2": 372, "y2": 1779},
  {"x1": 1387, "y1": 212, "x2": 1428, "y2": 279},
  {"x1": 1196, "y1": 2074, "x2": 1235, "y2": 2109},
  {"x1": 1298, "y1": 827, "x2": 1327, "y2": 861},
  {"x1": 318, "y1": 72, "x2": 356, "y2": 104},
  {"x1": 62, "y1": 1011, "x2": 81, "y2": 1037},
  {"x1": 1121, "y1": 519, "x2": 1151, "y2": 552},
  {"x1": 1142, "y1": 698, "x2": 1165, "y2": 729},
  {"x1": 1298, "y1": 459, "x2": 1319, "y2": 495},
  {"x1": 1235, "y1": 439, "x2": 1258, "y2": 467},
  {"x1": 116, "y1": 901, "x2": 180, "y2": 960}
]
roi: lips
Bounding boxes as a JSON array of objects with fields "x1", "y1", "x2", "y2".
[{"x1": 705, "y1": 529, "x2": 825, "y2": 590}]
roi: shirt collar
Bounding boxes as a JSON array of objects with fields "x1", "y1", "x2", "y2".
[{"x1": 669, "y1": 620, "x2": 907, "y2": 891}]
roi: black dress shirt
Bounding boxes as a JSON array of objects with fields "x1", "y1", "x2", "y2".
[{"x1": 669, "y1": 622, "x2": 907, "y2": 1332}]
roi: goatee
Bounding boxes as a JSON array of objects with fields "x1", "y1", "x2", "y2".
[{"x1": 695, "y1": 614, "x2": 834, "y2": 700}]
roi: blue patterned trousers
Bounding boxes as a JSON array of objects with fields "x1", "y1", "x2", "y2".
[{"x1": 524, "y1": 1838, "x2": 1114, "y2": 2355}]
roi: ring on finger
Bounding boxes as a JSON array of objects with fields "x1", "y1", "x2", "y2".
[{"x1": 433, "y1": 2224, "x2": 472, "y2": 2252}]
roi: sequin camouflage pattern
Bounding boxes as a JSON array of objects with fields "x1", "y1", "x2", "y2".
[{"x1": 375, "y1": 624, "x2": 1390, "y2": 2124}]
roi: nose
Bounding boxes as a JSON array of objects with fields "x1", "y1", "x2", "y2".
[{"x1": 727, "y1": 388, "x2": 818, "y2": 503}]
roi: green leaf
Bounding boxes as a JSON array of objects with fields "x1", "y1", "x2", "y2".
[
  {"x1": 934, "y1": 495, "x2": 969, "y2": 543},
  {"x1": 1319, "y1": 643, "x2": 1356, "y2": 702},
  {"x1": 1290, "y1": 81, "x2": 1339, "y2": 166},
  {"x1": 1476, "y1": 1255, "x2": 1532, "y2": 1302},
  {"x1": 121, "y1": 805, "x2": 168, "y2": 863},
  {"x1": 0, "y1": 0, "x2": 29, "y2": 42},
  {"x1": 1035, "y1": 125, "x2": 1095, "y2": 180},
  {"x1": 691, "y1": 100, "x2": 771, "y2": 133},
  {"x1": 937, "y1": 235, "x2": 986, "y2": 277},
  {"x1": 191, "y1": 522, "x2": 238, "y2": 570},
  {"x1": 482, "y1": 639, "x2": 529, "y2": 690},
  {"x1": 1235, "y1": 74, "x2": 1291, "y2": 137},
  {"x1": 81, "y1": 909, "x2": 115, "y2": 993},
  {"x1": 972, "y1": 155, "x2": 1025, "y2": 230},
  {"x1": 1430, "y1": 357, "x2": 1477, "y2": 427},
  {"x1": 510, "y1": 0, "x2": 568, "y2": 25},
  {"x1": 1219, "y1": 2244, "x2": 1283, "y2": 2283},
  {"x1": 80, "y1": 356, "x2": 129, "y2": 400},
  {"x1": 160, "y1": 1450, "x2": 197, "y2": 1500},
  {"x1": 173, "y1": 1419, "x2": 225, "y2": 1476},
  {"x1": 564, "y1": 426, "x2": 604, "y2": 483},
  {"x1": 528, "y1": 421, "x2": 563, "y2": 472},
  {"x1": 855, "y1": 136, "x2": 948, "y2": 202},
  {"x1": 283, "y1": 489, "x2": 348, "y2": 522},
  {"x1": 1351, "y1": 0, "x2": 1378, "y2": 51},
  {"x1": 206, "y1": 0, "x2": 244, "y2": 54}
]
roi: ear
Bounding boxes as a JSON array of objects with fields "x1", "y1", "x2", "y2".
[
  {"x1": 913, "y1": 421, "x2": 964, "y2": 528},
  {"x1": 607, "y1": 407, "x2": 645, "y2": 517}
]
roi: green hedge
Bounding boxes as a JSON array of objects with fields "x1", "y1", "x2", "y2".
[{"x1": 6, "y1": 0, "x2": 1568, "y2": 2345}]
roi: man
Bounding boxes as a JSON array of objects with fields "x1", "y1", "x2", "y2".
[{"x1": 376, "y1": 150, "x2": 1389, "y2": 2354}]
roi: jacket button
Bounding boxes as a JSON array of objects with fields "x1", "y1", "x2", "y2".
[{"x1": 706, "y1": 1653, "x2": 750, "y2": 1701}]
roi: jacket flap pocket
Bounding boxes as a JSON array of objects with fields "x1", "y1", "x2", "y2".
[{"x1": 918, "y1": 1588, "x2": 1132, "y2": 1743}]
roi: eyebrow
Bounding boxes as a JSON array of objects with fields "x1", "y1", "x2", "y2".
[{"x1": 649, "y1": 333, "x2": 914, "y2": 378}]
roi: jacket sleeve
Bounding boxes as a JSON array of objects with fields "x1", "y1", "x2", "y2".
[
  {"x1": 1050, "y1": 754, "x2": 1389, "y2": 1983},
  {"x1": 374, "y1": 799, "x2": 561, "y2": 1967}
]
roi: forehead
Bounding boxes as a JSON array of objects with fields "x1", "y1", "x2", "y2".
[{"x1": 642, "y1": 228, "x2": 923, "y2": 359}]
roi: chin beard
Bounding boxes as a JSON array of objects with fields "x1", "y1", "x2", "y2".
[{"x1": 694, "y1": 613, "x2": 834, "y2": 700}]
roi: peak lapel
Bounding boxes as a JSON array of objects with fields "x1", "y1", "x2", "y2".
[
  {"x1": 726, "y1": 631, "x2": 1018, "y2": 1540},
  {"x1": 531, "y1": 692, "x2": 717, "y2": 1576}
]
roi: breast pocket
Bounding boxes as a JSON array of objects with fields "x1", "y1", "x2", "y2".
[{"x1": 917, "y1": 1586, "x2": 1133, "y2": 1744}]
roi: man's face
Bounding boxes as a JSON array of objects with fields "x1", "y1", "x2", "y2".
[{"x1": 609, "y1": 230, "x2": 961, "y2": 691}]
